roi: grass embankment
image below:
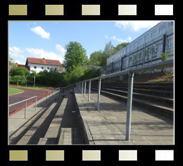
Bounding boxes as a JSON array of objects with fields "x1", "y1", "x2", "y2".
[{"x1": 9, "y1": 88, "x2": 23, "y2": 95}]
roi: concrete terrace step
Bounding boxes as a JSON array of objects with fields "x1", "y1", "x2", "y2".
[
  {"x1": 92, "y1": 82, "x2": 173, "y2": 91},
  {"x1": 92, "y1": 85, "x2": 173, "y2": 98},
  {"x1": 16, "y1": 94, "x2": 63, "y2": 145},
  {"x1": 97, "y1": 87, "x2": 173, "y2": 107},
  {"x1": 91, "y1": 88, "x2": 173, "y2": 119},
  {"x1": 38, "y1": 93, "x2": 67, "y2": 145},
  {"x1": 58, "y1": 128, "x2": 72, "y2": 145}
]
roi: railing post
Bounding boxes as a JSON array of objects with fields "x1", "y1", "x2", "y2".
[
  {"x1": 81, "y1": 81, "x2": 83, "y2": 95},
  {"x1": 125, "y1": 72, "x2": 134, "y2": 140},
  {"x1": 84, "y1": 81, "x2": 86, "y2": 97},
  {"x1": 88, "y1": 80, "x2": 91, "y2": 101},
  {"x1": 97, "y1": 78, "x2": 101, "y2": 110},
  {"x1": 24, "y1": 100, "x2": 27, "y2": 119},
  {"x1": 35, "y1": 96, "x2": 37, "y2": 111}
]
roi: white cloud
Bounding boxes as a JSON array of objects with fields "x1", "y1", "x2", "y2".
[
  {"x1": 55, "y1": 44, "x2": 66, "y2": 56},
  {"x1": 26, "y1": 48, "x2": 65, "y2": 63},
  {"x1": 105, "y1": 35, "x2": 109, "y2": 39},
  {"x1": 14, "y1": 59, "x2": 24, "y2": 65},
  {"x1": 9, "y1": 47, "x2": 26, "y2": 60},
  {"x1": 30, "y1": 26, "x2": 50, "y2": 39},
  {"x1": 105, "y1": 35, "x2": 132, "y2": 43},
  {"x1": 115, "y1": 21, "x2": 161, "y2": 32}
]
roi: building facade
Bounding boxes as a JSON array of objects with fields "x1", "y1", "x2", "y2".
[
  {"x1": 25, "y1": 57, "x2": 62, "y2": 73},
  {"x1": 106, "y1": 21, "x2": 174, "y2": 74}
]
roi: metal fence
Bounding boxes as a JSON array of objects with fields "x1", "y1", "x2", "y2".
[
  {"x1": 75, "y1": 59, "x2": 173, "y2": 140},
  {"x1": 9, "y1": 87, "x2": 60, "y2": 119}
]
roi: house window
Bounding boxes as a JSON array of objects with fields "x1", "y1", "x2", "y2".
[
  {"x1": 139, "y1": 38, "x2": 143, "y2": 45},
  {"x1": 47, "y1": 67, "x2": 49, "y2": 69},
  {"x1": 151, "y1": 31, "x2": 156, "y2": 38},
  {"x1": 168, "y1": 22, "x2": 173, "y2": 27},
  {"x1": 159, "y1": 25, "x2": 165, "y2": 33},
  {"x1": 144, "y1": 34, "x2": 149, "y2": 42},
  {"x1": 41, "y1": 67, "x2": 44, "y2": 69},
  {"x1": 134, "y1": 42, "x2": 137, "y2": 48},
  {"x1": 34, "y1": 66, "x2": 36, "y2": 69}
]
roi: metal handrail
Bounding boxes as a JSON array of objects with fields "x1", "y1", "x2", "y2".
[
  {"x1": 9, "y1": 87, "x2": 61, "y2": 118},
  {"x1": 9, "y1": 96, "x2": 37, "y2": 119},
  {"x1": 76, "y1": 59, "x2": 174, "y2": 141},
  {"x1": 9, "y1": 96, "x2": 37, "y2": 107}
]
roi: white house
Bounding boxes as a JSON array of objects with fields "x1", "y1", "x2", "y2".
[{"x1": 25, "y1": 57, "x2": 63, "y2": 73}]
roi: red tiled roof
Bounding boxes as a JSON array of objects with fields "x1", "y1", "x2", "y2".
[
  {"x1": 16, "y1": 64, "x2": 30, "y2": 70},
  {"x1": 58, "y1": 68, "x2": 63, "y2": 72},
  {"x1": 26, "y1": 57, "x2": 61, "y2": 66}
]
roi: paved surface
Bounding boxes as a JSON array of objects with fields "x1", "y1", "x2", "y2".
[
  {"x1": 9, "y1": 89, "x2": 85, "y2": 145},
  {"x1": 9, "y1": 91, "x2": 59, "y2": 144},
  {"x1": 9, "y1": 87, "x2": 53, "y2": 115},
  {"x1": 74, "y1": 88, "x2": 174, "y2": 145}
]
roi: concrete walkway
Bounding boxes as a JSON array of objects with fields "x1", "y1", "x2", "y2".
[
  {"x1": 8, "y1": 91, "x2": 60, "y2": 144},
  {"x1": 74, "y1": 88, "x2": 173, "y2": 145}
]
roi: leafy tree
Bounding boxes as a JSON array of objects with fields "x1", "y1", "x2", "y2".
[
  {"x1": 159, "y1": 48, "x2": 169, "y2": 62},
  {"x1": 9, "y1": 57, "x2": 16, "y2": 71},
  {"x1": 113, "y1": 42, "x2": 129, "y2": 54},
  {"x1": 159, "y1": 48, "x2": 170, "y2": 74},
  {"x1": 10, "y1": 66, "x2": 29, "y2": 76},
  {"x1": 90, "y1": 51, "x2": 103, "y2": 66},
  {"x1": 64, "y1": 41, "x2": 88, "y2": 73}
]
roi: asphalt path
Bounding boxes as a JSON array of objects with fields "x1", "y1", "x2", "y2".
[{"x1": 9, "y1": 87, "x2": 53, "y2": 116}]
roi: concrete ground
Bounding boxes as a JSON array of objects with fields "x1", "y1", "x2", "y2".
[
  {"x1": 8, "y1": 91, "x2": 59, "y2": 144},
  {"x1": 74, "y1": 88, "x2": 174, "y2": 145}
]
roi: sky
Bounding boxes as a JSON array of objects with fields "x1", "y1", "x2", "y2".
[{"x1": 9, "y1": 20, "x2": 161, "y2": 65}]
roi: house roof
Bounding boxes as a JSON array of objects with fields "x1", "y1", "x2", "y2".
[
  {"x1": 26, "y1": 57, "x2": 61, "y2": 66},
  {"x1": 16, "y1": 63, "x2": 30, "y2": 70}
]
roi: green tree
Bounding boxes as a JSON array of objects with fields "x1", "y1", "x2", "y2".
[
  {"x1": 113, "y1": 42, "x2": 129, "y2": 54},
  {"x1": 159, "y1": 48, "x2": 170, "y2": 74},
  {"x1": 9, "y1": 57, "x2": 16, "y2": 71},
  {"x1": 101, "y1": 41, "x2": 115, "y2": 67},
  {"x1": 10, "y1": 66, "x2": 29, "y2": 76},
  {"x1": 159, "y1": 48, "x2": 169, "y2": 62},
  {"x1": 89, "y1": 50, "x2": 103, "y2": 66},
  {"x1": 64, "y1": 41, "x2": 88, "y2": 73}
]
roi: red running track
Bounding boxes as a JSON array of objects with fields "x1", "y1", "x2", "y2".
[{"x1": 9, "y1": 87, "x2": 53, "y2": 116}]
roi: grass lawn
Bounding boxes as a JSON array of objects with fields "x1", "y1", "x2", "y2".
[{"x1": 9, "y1": 88, "x2": 23, "y2": 95}]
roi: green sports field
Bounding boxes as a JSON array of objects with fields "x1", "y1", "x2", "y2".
[{"x1": 9, "y1": 88, "x2": 23, "y2": 95}]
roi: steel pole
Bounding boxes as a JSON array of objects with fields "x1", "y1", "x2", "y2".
[
  {"x1": 84, "y1": 81, "x2": 86, "y2": 97},
  {"x1": 125, "y1": 72, "x2": 134, "y2": 140},
  {"x1": 24, "y1": 101, "x2": 27, "y2": 119},
  {"x1": 88, "y1": 80, "x2": 91, "y2": 101},
  {"x1": 81, "y1": 81, "x2": 83, "y2": 94},
  {"x1": 97, "y1": 78, "x2": 101, "y2": 110}
]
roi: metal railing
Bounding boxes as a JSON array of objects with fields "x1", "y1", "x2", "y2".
[
  {"x1": 75, "y1": 59, "x2": 173, "y2": 140},
  {"x1": 9, "y1": 96, "x2": 37, "y2": 119},
  {"x1": 9, "y1": 87, "x2": 61, "y2": 119}
]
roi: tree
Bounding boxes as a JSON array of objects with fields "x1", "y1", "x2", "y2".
[
  {"x1": 159, "y1": 48, "x2": 169, "y2": 62},
  {"x1": 101, "y1": 41, "x2": 115, "y2": 67},
  {"x1": 64, "y1": 41, "x2": 88, "y2": 73},
  {"x1": 159, "y1": 48, "x2": 170, "y2": 74},
  {"x1": 10, "y1": 66, "x2": 29, "y2": 76},
  {"x1": 9, "y1": 57, "x2": 16, "y2": 71},
  {"x1": 113, "y1": 42, "x2": 129, "y2": 54},
  {"x1": 90, "y1": 51, "x2": 103, "y2": 66}
]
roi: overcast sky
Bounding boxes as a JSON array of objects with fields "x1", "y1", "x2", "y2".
[{"x1": 9, "y1": 20, "x2": 161, "y2": 65}]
